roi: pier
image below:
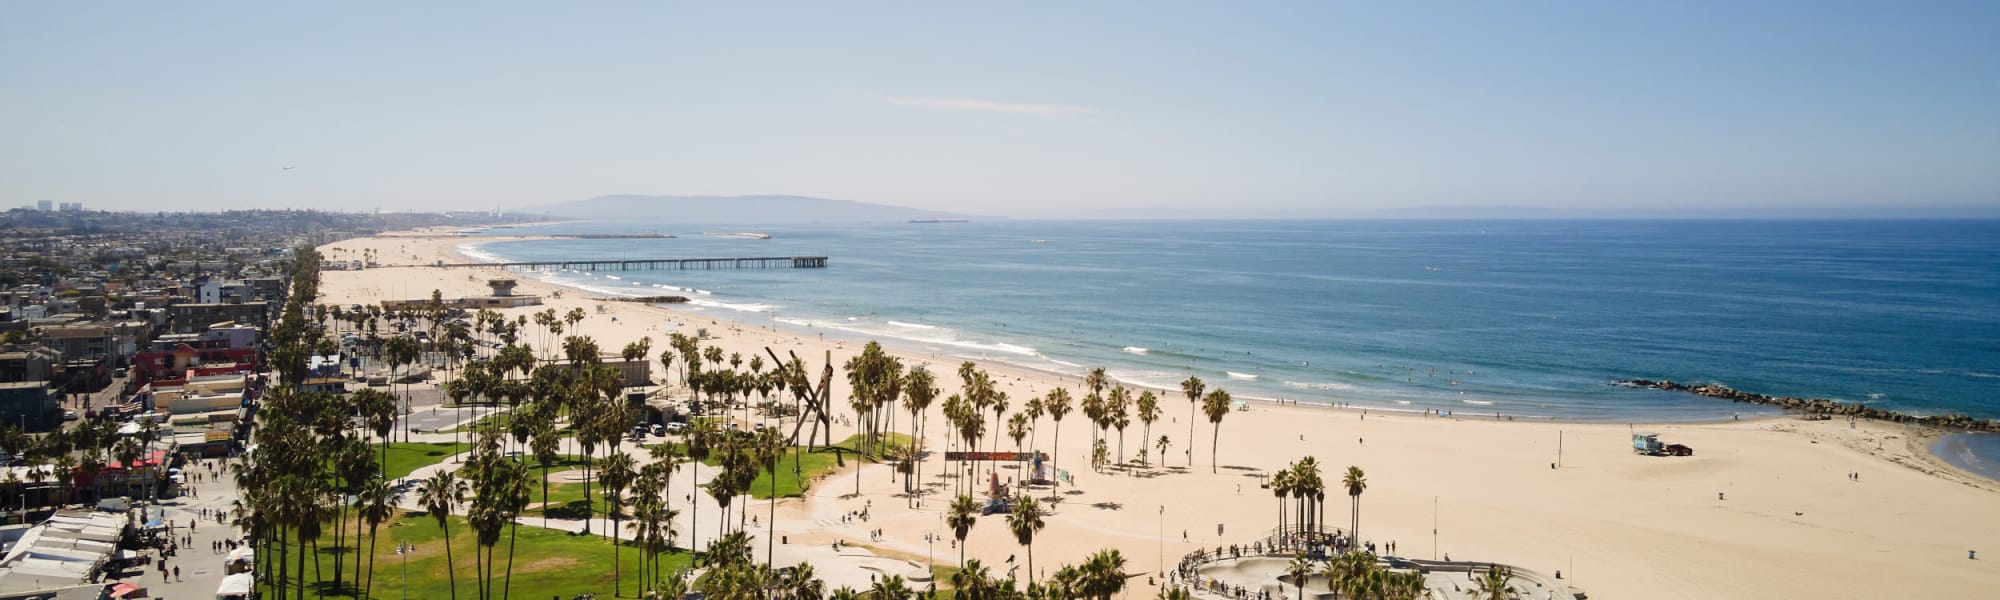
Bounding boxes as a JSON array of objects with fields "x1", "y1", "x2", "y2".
[{"x1": 426, "y1": 256, "x2": 829, "y2": 271}]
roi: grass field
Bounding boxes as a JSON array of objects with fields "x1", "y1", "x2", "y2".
[
  {"x1": 258, "y1": 512, "x2": 690, "y2": 600},
  {"x1": 378, "y1": 442, "x2": 471, "y2": 480}
]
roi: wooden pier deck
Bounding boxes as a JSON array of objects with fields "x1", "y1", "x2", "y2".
[{"x1": 428, "y1": 256, "x2": 828, "y2": 270}]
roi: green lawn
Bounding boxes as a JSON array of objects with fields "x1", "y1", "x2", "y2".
[
  {"x1": 379, "y1": 442, "x2": 471, "y2": 481},
  {"x1": 258, "y1": 512, "x2": 690, "y2": 600}
]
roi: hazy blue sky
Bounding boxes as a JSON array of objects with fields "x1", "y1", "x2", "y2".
[{"x1": 3, "y1": 2, "x2": 1996, "y2": 217}]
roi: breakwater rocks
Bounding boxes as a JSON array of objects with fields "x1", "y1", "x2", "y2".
[{"x1": 1620, "y1": 379, "x2": 2000, "y2": 433}]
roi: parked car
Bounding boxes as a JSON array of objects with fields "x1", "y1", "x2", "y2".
[
  {"x1": 63, "y1": 410, "x2": 78, "y2": 421},
  {"x1": 664, "y1": 422, "x2": 687, "y2": 433}
]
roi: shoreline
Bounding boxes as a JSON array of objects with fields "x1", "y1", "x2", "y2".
[
  {"x1": 449, "y1": 235, "x2": 1995, "y2": 458},
  {"x1": 448, "y1": 235, "x2": 1794, "y2": 426},
  {"x1": 316, "y1": 229, "x2": 2000, "y2": 600}
]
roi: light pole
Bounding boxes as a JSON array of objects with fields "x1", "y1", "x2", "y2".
[
  {"x1": 925, "y1": 532, "x2": 936, "y2": 568},
  {"x1": 1431, "y1": 496, "x2": 1438, "y2": 560},
  {"x1": 1157, "y1": 505, "x2": 1165, "y2": 580}
]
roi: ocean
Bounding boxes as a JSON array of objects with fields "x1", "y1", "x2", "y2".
[{"x1": 460, "y1": 219, "x2": 2000, "y2": 425}]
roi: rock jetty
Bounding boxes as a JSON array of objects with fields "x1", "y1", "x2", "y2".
[{"x1": 1620, "y1": 379, "x2": 2000, "y2": 432}]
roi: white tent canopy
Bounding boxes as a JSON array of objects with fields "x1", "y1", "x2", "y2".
[{"x1": 217, "y1": 572, "x2": 254, "y2": 596}]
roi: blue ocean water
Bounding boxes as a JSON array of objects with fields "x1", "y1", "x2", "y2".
[{"x1": 461, "y1": 220, "x2": 2000, "y2": 423}]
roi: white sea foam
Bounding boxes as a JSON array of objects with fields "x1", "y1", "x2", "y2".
[
  {"x1": 685, "y1": 298, "x2": 778, "y2": 313},
  {"x1": 1123, "y1": 346, "x2": 1149, "y2": 354},
  {"x1": 1226, "y1": 371, "x2": 1259, "y2": 380},
  {"x1": 887, "y1": 321, "x2": 939, "y2": 330},
  {"x1": 454, "y1": 244, "x2": 507, "y2": 264},
  {"x1": 606, "y1": 275, "x2": 621, "y2": 280},
  {"x1": 1462, "y1": 399, "x2": 1495, "y2": 406},
  {"x1": 1282, "y1": 380, "x2": 1357, "y2": 392}
]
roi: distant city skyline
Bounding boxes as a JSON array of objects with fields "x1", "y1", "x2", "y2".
[{"x1": 2, "y1": 2, "x2": 1996, "y2": 218}]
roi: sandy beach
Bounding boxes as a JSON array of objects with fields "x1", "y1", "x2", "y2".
[{"x1": 316, "y1": 230, "x2": 2000, "y2": 600}]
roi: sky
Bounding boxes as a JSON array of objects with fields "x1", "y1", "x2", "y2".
[{"x1": 2, "y1": 2, "x2": 1997, "y2": 218}]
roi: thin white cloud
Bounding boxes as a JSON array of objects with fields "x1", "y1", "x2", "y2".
[{"x1": 872, "y1": 94, "x2": 1097, "y2": 118}]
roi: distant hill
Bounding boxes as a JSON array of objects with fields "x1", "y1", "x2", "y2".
[{"x1": 513, "y1": 194, "x2": 973, "y2": 222}]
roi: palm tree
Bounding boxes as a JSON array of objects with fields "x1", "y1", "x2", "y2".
[
  {"x1": 1108, "y1": 387, "x2": 1130, "y2": 466},
  {"x1": 1322, "y1": 551, "x2": 1374, "y2": 600},
  {"x1": 1471, "y1": 565, "x2": 1518, "y2": 600},
  {"x1": 1294, "y1": 456, "x2": 1323, "y2": 537},
  {"x1": 1201, "y1": 389, "x2": 1230, "y2": 473},
  {"x1": 356, "y1": 478, "x2": 400, "y2": 599},
  {"x1": 1007, "y1": 413, "x2": 1030, "y2": 476},
  {"x1": 418, "y1": 469, "x2": 467, "y2": 600},
  {"x1": 1344, "y1": 466, "x2": 1367, "y2": 546},
  {"x1": 1271, "y1": 468, "x2": 1294, "y2": 535},
  {"x1": 947, "y1": 494, "x2": 980, "y2": 569},
  {"x1": 952, "y1": 559, "x2": 998, "y2": 600},
  {"x1": 1180, "y1": 376, "x2": 1204, "y2": 467},
  {"x1": 870, "y1": 574, "x2": 914, "y2": 600},
  {"x1": 755, "y1": 426, "x2": 785, "y2": 567},
  {"x1": 1078, "y1": 549, "x2": 1128, "y2": 600},
  {"x1": 1154, "y1": 436, "x2": 1170, "y2": 469},
  {"x1": 1007, "y1": 495, "x2": 1047, "y2": 584},
  {"x1": 1286, "y1": 553, "x2": 1316, "y2": 600},
  {"x1": 1135, "y1": 391, "x2": 1159, "y2": 465},
  {"x1": 902, "y1": 365, "x2": 938, "y2": 503},
  {"x1": 600, "y1": 451, "x2": 638, "y2": 596},
  {"x1": 686, "y1": 418, "x2": 717, "y2": 559},
  {"x1": 1042, "y1": 389, "x2": 1072, "y2": 497}
]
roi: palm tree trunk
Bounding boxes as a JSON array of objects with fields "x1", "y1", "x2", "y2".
[
  {"x1": 365, "y1": 523, "x2": 380, "y2": 600},
  {"x1": 443, "y1": 524, "x2": 459, "y2": 600},
  {"x1": 504, "y1": 518, "x2": 519, "y2": 600},
  {"x1": 1050, "y1": 425, "x2": 1062, "y2": 499},
  {"x1": 1210, "y1": 423, "x2": 1221, "y2": 474},
  {"x1": 612, "y1": 503, "x2": 621, "y2": 598}
]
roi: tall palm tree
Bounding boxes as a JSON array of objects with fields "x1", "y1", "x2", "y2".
[
  {"x1": 1201, "y1": 389, "x2": 1231, "y2": 473},
  {"x1": 1007, "y1": 495, "x2": 1047, "y2": 584},
  {"x1": 1271, "y1": 468, "x2": 1294, "y2": 535},
  {"x1": 418, "y1": 469, "x2": 467, "y2": 600},
  {"x1": 1294, "y1": 456, "x2": 1323, "y2": 537},
  {"x1": 599, "y1": 451, "x2": 638, "y2": 596},
  {"x1": 356, "y1": 477, "x2": 400, "y2": 599},
  {"x1": 1007, "y1": 413, "x2": 1030, "y2": 476},
  {"x1": 1108, "y1": 387, "x2": 1130, "y2": 465},
  {"x1": 1180, "y1": 376, "x2": 1204, "y2": 467},
  {"x1": 902, "y1": 365, "x2": 938, "y2": 503},
  {"x1": 1135, "y1": 391, "x2": 1159, "y2": 465},
  {"x1": 947, "y1": 494, "x2": 980, "y2": 569},
  {"x1": 1344, "y1": 466, "x2": 1367, "y2": 545},
  {"x1": 685, "y1": 418, "x2": 717, "y2": 559},
  {"x1": 755, "y1": 426, "x2": 785, "y2": 567},
  {"x1": 1043, "y1": 389, "x2": 1072, "y2": 497}
]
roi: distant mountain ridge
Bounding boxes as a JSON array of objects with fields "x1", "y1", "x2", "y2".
[{"x1": 514, "y1": 194, "x2": 973, "y2": 222}]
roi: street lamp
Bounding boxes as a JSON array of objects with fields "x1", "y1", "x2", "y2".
[
  {"x1": 1432, "y1": 496, "x2": 1438, "y2": 561},
  {"x1": 1157, "y1": 505, "x2": 1165, "y2": 580},
  {"x1": 925, "y1": 532, "x2": 937, "y2": 568}
]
